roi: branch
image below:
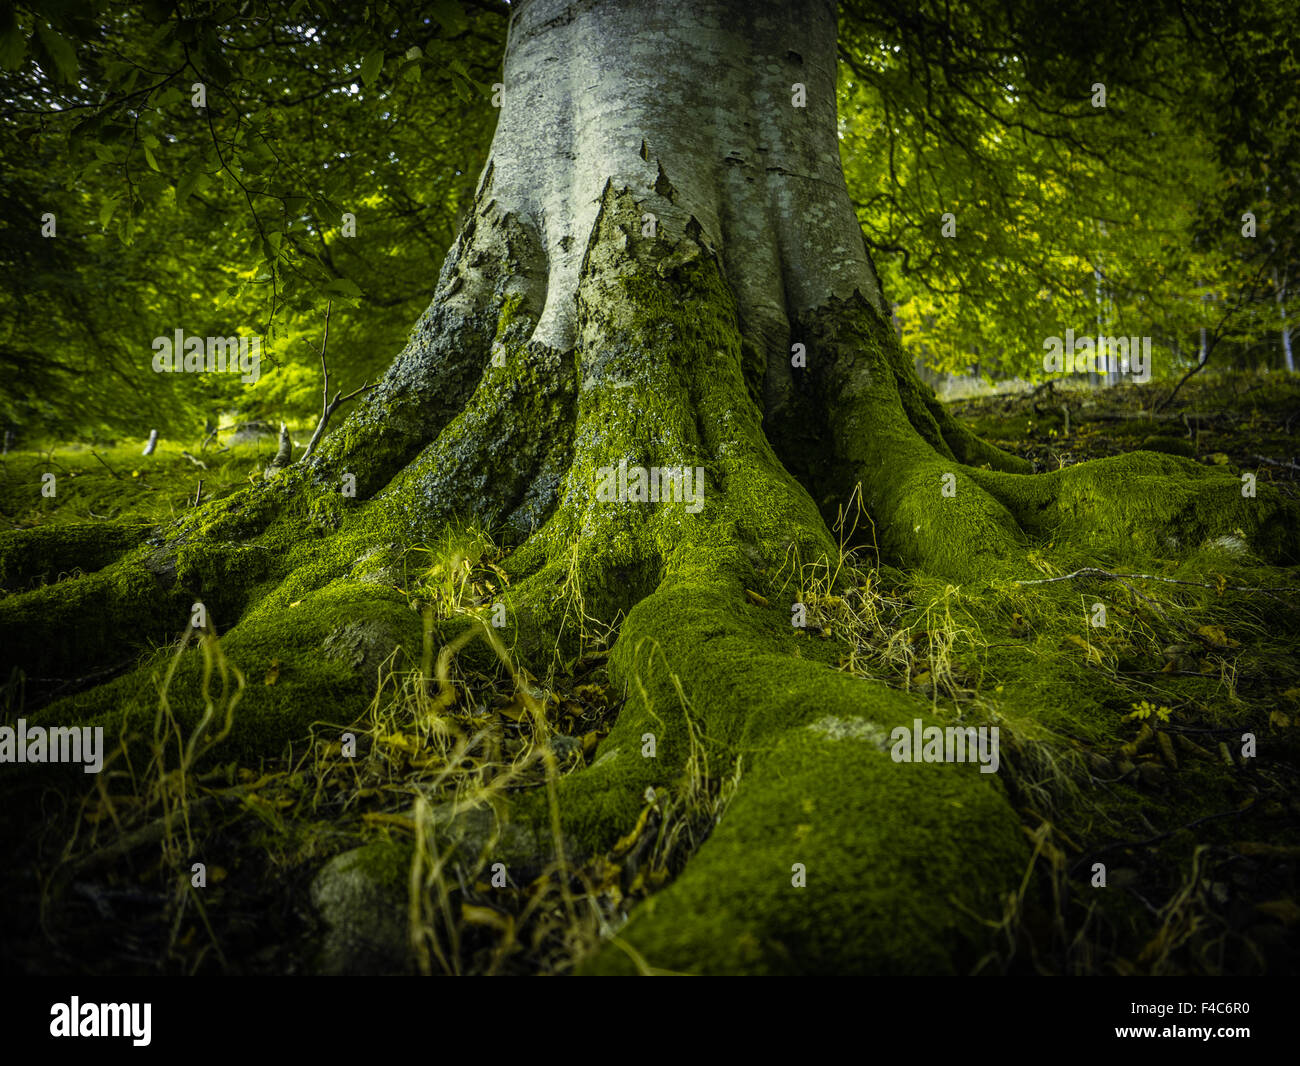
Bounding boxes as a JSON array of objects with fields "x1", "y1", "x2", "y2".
[
  {"x1": 1251, "y1": 454, "x2": 1300, "y2": 472},
  {"x1": 90, "y1": 450, "x2": 121, "y2": 479},
  {"x1": 1069, "y1": 799, "x2": 1261, "y2": 878},
  {"x1": 1012, "y1": 566, "x2": 1300, "y2": 600},
  {"x1": 1157, "y1": 260, "x2": 1275, "y2": 412},
  {"x1": 300, "y1": 302, "x2": 376, "y2": 462}
]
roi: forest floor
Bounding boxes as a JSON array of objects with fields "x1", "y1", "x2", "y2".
[{"x1": 2, "y1": 371, "x2": 1298, "y2": 975}]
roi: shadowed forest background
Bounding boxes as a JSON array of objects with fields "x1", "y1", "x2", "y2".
[{"x1": 1, "y1": 0, "x2": 1298, "y2": 977}]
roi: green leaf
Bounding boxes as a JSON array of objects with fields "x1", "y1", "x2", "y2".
[
  {"x1": 98, "y1": 196, "x2": 120, "y2": 229},
  {"x1": 34, "y1": 23, "x2": 77, "y2": 83},
  {"x1": 0, "y1": 17, "x2": 26, "y2": 71},
  {"x1": 153, "y1": 85, "x2": 184, "y2": 109},
  {"x1": 431, "y1": 0, "x2": 468, "y2": 36},
  {"x1": 322, "y1": 278, "x2": 362, "y2": 298},
  {"x1": 360, "y1": 49, "x2": 383, "y2": 87},
  {"x1": 174, "y1": 167, "x2": 204, "y2": 204},
  {"x1": 143, "y1": 145, "x2": 160, "y2": 171}
]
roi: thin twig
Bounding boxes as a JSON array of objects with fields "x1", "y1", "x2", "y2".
[
  {"x1": 1251, "y1": 454, "x2": 1300, "y2": 471},
  {"x1": 1069, "y1": 800, "x2": 1260, "y2": 877},
  {"x1": 41, "y1": 450, "x2": 69, "y2": 475},
  {"x1": 1013, "y1": 566, "x2": 1300, "y2": 597},
  {"x1": 301, "y1": 302, "x2": 377, "y2": 462},
  {"x1": 1157, "y1": 259, "x2": 1275, "y2": 412},
  {"x1": 90, "y1": 451, "x2": 121, "y2": 479}
]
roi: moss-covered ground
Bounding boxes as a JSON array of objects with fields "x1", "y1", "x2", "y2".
[{"x1": 1, "y1": 373, "x2": 1298, "y2": 975}]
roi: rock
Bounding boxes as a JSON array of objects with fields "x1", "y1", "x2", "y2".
[
  {"x1": 225, "y1": 420, "x2": 277, "y2": 447},
  {"x1": 1137, "y1": 761, "x2": 1167, "y2": 790},
  {"x1": 806, "y1": 715, "x2": 893, "y2": 751},
  {"x1": 1139, "y1": 434, "x2": 1195, "y2": 457},
  {"x1": 310, "y1": 841, "x2": 412, "y2": 975},
  {"x1": 427, "y1": 798, "x2": 553, "y2": 877},
  {"x1": 1085, "y1": 751, "x2": 1115, "y2": 777},
  {"x1": 549, "y1": 733, "x2": 584, "y2": 760},
  {"x1": 322, "y1": 620, "x2": 400, "y2": 674}
]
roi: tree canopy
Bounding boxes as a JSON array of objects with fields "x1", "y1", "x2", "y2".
[{"x1": 1, "y1": 0, "x2": 1294, "y2": 437}]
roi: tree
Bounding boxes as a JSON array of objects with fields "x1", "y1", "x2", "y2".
[
  {"x1": 0, "y1": 0, "x2": 499, "y2": 437},
  {"x1": 2, "y1": 0, "x2": 1297, "y2": 975}
]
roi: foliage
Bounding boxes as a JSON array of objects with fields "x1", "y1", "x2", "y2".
[
  {"x1": 838, "y1": 0, "x2": 1299, "y2": 381},
  {"x1": 2, "y1": 0, "x2": 1295, "y2": 438},
  {"x1": 0, "y1": 0, "x2": 503, "y2": 437}
]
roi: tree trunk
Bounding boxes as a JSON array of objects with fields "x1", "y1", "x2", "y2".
[{"x1": 2, "y1": 0, "x2": 1296, "y2": 976}]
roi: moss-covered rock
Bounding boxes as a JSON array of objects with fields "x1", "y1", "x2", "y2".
[{"x1": 310, "y1": 840, "x2": 413, "y2": 975}]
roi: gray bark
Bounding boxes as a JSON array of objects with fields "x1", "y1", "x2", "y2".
[
  {"x1": 1275, "y1": 266, "x2": 1293, "y2": 373},
  {"x1": 472, "y1": 0, "x2": 884, "y2": 418},
  {"x1": 272, "y1": 421, "x2": 292, "y2": 468}
]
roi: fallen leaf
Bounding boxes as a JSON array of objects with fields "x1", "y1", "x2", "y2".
[
  {"x1": 1066, "y1": 633, "x2": 1103, "y2": 666},
  {"x1": 1195, "y1": 624, "x2": 1237, "y2": 648},
  {"x1": 1255, "y1": 899, "x2": 1300, "y2": 926},
  {"x1": 461, "y1": 904, "x2": 513, "y2": 935},
  {"x1": 1233, "y1": 842, "x2": 1300, "y2": 858}
]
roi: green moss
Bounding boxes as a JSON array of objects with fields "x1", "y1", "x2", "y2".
[
  {"x1": 483, "y1": 187, "x2": 844, "y2": 661},
  {"x1": 0, "y1": 549, "x2": 189, "y2": 679},
  {"x1": 0, "y1": 521, "x2": 151, "y2": 591},
  {"x1": 0, "y1": 440, "x2": 269, "y2": 532},
  {"x1": 565, "y1": 571, "x2": 1028, "y2": 974},
  {"x1": 583, "y1": 726, "x2": 1025, "y2": 975},
  {"x1": 8, "y1": 180, "x2": 1296, "y2": 979},
  {"x1": 30, "y1": 571, "x2": 423, "y2": 768},
  {"x1": 969, "y1": 450, "x2": 1298, "y2": 565},
  {"x1": 452, "y1": 200, "x2": 1031, "y2": 978},
  {"x1": 1139, "y1": 434, "x2": 1197, "y2": 457}
]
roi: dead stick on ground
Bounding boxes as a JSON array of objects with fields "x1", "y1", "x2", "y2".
[
  {"x1": 1069, "y1": 799, "x2": 1261, "y2": 877},
  {"x1": 194, "y1": 480, "x2": 203, "y2": 507},
  {"x1": 1013, "y1": 566, "x2": 1300, "y2": 598},
  {"x1": 1251, "y1": 454, "x2": 1300, "y2": 471},
  {"x1": 300, "y1": 301, "x2": 377, "y2": 462},
  {"x1": 90, "y1": 451, "x2": 121, "y2": 479}
]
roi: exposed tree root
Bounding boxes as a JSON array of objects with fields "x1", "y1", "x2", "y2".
[{"x1": 4, "y1": 178, "x2": 1299, "y2": 977}]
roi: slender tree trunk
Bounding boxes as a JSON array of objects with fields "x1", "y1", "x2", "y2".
[{"x1": 1275, "y1": 266, "x2": 1293, "y2": 372}]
